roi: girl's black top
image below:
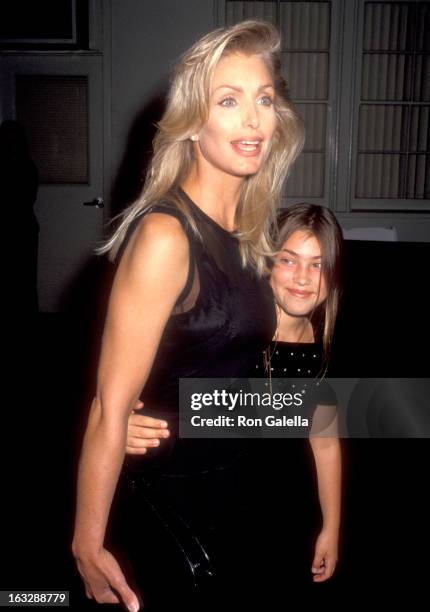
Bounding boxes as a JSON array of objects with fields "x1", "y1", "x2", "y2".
[
  {"x1": 256, "y1": 339, "x2": 337, "y2": 433},
  {"x1": 256, "y1": 339, "x2": 324, "y2": 377},
  {"x1": 116, "y1": 187, "x2": 277, "y2": 476},
  {"x1": 248, "y1": 338, "x2": 337, "y2": 502}
]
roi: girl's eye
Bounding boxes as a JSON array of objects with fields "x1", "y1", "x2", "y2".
[
  {"x1": 312, "y1": 262, "x2": 322, "y2": 269},
  {"x1": 220, "y1": 97, "x2": 236, "y2": 107},
  {"x1": 258, "y1": 95, "x2": 273, "y2": 106},
  {"x1": 280, "y1": 258, "x2": 294, "y2": 265}
]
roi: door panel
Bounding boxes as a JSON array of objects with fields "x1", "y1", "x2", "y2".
[{"x1": 0, "y1": 53, "x2": 105, "y2": 312}]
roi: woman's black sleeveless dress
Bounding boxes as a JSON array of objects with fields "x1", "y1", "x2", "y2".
[{"x1": 109, "y1": 188, "x2": 277, "y2": 611}]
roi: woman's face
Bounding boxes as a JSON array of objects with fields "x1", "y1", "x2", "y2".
[
  {"x1": 270, "y1": 230, "x2": 328, "y2": 317},
  {"x1": 195, "y1": 52, "x2": 277, "y2": 178}
]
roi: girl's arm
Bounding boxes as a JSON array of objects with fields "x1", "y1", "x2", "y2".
[
  {"x1": 308, "y1": 416, "x2": 342, "y2": 582},
  {"x1": 71, "y1": 213, "x2": 189, "y2": 611}
]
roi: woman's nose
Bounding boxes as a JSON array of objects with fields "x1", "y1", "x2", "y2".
[{"x1": 242, "y1": 101, "x2": 259, "y2": 129}]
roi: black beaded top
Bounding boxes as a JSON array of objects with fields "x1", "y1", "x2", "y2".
[
  {"x1": 256, "y1": 340, "x2": 324, "y2": 378},
  {"x1": 253, "y1": 339, "x2": 337, "y2": 435}
]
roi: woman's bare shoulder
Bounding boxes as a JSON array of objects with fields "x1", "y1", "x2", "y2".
[{"x1": 122, "y1": 210, "x2": 189, "y2": 267}]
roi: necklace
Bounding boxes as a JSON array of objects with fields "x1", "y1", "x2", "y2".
[
  {"x1": 263, "y1": 308, "x2": 317, "y2": 394},
  {"x1": 263, "y1": 304, "x2": 282, "y2": 394}
]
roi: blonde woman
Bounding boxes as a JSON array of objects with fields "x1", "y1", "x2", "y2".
[{"x1": 72, "y1": 20, "x2": 304, "y2": 612}]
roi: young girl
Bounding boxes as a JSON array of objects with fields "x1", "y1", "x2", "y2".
[
  {"x1": 72, "y1": 19, "x2": 306, "y2": 612},
  {"x1": 124, "y1": 203, "x2": 343, "y2": 603}
]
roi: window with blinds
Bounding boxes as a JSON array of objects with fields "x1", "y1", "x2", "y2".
[
  {"x1": 354, "y1": 1, "x2": 429, "y2": 208},
  {"x1": 218, "y1": 0, "x2": 430, "y2": 212},
  {"x1": 224, "y1": 0, "x2": 334, "y2": 201}
]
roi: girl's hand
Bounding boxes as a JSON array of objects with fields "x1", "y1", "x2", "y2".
[
  {"x1": 311, "y1": 527, "x2": 339, "y2": 582},
  {"x1": 126, "y1": 400, "x2": 170, "y2": 455},
  {"x1": 73, "y1": 545, "x2": 141, "y2": 611}
]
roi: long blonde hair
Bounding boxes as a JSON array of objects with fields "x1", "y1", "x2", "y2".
[{"x1": 96, "y1": 20, "x2": 305, "y2": 275}]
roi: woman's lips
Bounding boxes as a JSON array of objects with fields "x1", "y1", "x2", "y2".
[
  {"x1": 230, "y1": 141, "x2": 262, "y2": 156},
  {"x1": 287, "y1": 288, "x2": 313, "y2": 298}
]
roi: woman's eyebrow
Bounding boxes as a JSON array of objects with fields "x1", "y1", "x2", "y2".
[
  {"x1": 213, "y1": 83, "x2": 275, "y2": 93},
  {"x1": 281, "y1": 248, "x2": 321, "y2": 260}
]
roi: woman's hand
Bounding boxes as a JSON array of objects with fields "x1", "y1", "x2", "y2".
[
  {"x1": 311, "y1": 527, "x2": 339, "y2": 582},
  {"x1": 73, "y1": 545, "x2": 140, "y2": 611},
  {"x1": 126, "y1": 400, "x2": 170, "y2": 455}
]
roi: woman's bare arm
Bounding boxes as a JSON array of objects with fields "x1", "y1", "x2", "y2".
[{"x1": 71, "y1": 213, "x2": 189, "y2": 610}]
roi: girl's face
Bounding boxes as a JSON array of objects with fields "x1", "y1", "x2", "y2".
[
  {"x1": 270, "y1": 230, "x2": 328, "y2": 317},
  {"x1": 195, "y1": 52, "x2": 277, "y2": 178}
]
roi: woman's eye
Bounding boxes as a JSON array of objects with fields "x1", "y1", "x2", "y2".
[
  {"x1": 280, "y1": 258, "x2": 294, "y2": 265},
  {"x1": 258, "y1": 95, "x2": 273, "y2": 106},
  {"x1": 220, "y1": 97, "x2": 236, "y2": 107},
  {"x1": 312, "y1": 262, "x2": 322, "y2": 269}
]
